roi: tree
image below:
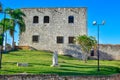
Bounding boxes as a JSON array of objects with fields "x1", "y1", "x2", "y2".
[
  {"x1": 0, "y1": 2, "x2": 3, "y2": 46},
  {"x1": 0, "y1": 2, "x2": 2, "y2": 12},
  {"x1": 5, "y1": 8, "x2": 26, "y2": 50},
  {"x1": 75, "y1": 35, "x2": 97, "y2": 63},
  {"x1": 0, "y1": 37, "x2": 2, "y2": 46},
  {"x1": 0, "y1": 18, "x2": 14, "y2": 31},
  {"x1": 0, "y1": 18, "x2": 14, "y2": 51},
  {"x1": 0, "y1": 2, "x2": 3, "y2": 69}
]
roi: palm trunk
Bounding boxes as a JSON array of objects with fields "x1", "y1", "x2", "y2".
[
  {"x1": 4, "y1": 32, "x2": 7, "y2": 52},
  {"x1": 0, "y1": 45, "x2": 2, "y2": 68},
  {"x1": 11, "y1": 21, "x2": 15, "y2": 51},
  {"x1": 12, "y1": 33, "x2": 15, "y2": 50}
]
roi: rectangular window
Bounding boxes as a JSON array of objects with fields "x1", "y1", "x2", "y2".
[
  {"x1": 32, "y1": 35, "x2": 39, "y2": 43},
  {"x1": 69, "y1": 37, "x2": 74, "y2": 44},
  {"x1": 57, "y1": 36, "x2": 64, "y2": 44},
  {"x1": 44, "y1": 16, "x2": 49, "y2": 23}
]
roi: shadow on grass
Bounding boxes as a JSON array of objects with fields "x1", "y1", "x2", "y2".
[
  {"x1": 1, "y1": 62, "x2": 120, "y2": 75},
  {"x1": 1, "y1": 69, "x2": 23, "y2": 74},
  {"x1": 58, "y1": 63, "x2": 120, "y2": 75},
  {"x1": 60, "y1": 64, "x2": 97, "y2": 68},
  {"x1": 2, "y1": 62, "x2": 17, "y2": 65},
  {"x1": 29, "y1": 62, "x2": 51, "y2": 67},
  {"x1": 2, "y1": 62, "x2": 51, "y2": 67}
]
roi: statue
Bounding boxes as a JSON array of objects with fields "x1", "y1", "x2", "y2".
[{"x1": 51, "y1": 51, "x2": 59, "y2": 67}]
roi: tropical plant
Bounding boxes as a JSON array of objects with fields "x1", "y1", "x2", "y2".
[
  {"x1": 0, "y1": 34, "x2": 3, "y2": 45},
  {"x1": 0, "y1": 3, "x2": 3, "y2": 46},
  {"x1": 0, "y1": 18, "x2": 14, "y2": 47},
  {"x1": 75, "y1": 35, "x2": 97, "y2": 63},
  {"x1": 5, "y1": 8, "x2": 26, "y2": 50}
]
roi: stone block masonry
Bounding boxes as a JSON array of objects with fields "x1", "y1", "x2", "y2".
[
  {"x1": 99, "y1": 44, "x2": 120, "y2": 60},
  {"x1": 89, "y1": 44, "x2": 120, "y2": 60},
  {"x1": 0, "y1": 74, "x2": 120, "y2": 80},
  {"x1": 19, "y1": 8, "x2": 87, "y2": 52},
  {"x1": 18, "y1": 8, "x2": 120, "y2": 60}
]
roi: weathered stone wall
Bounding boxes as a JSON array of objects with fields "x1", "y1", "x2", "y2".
[
  {"x1": 0, "y1": 74, "x2": 120, "y2": 80},
  {"x1": 19, "y1": 8, "x2": 87, "y2": 52},
  {"x1": 99, "y1": 44, "x2": 120, "y2": 60},
  {"x1": 18, "y1": 8, "x2": 120, "y2": 60},
  {"x1": 60, "y1": 44, "x2": 83, "y2": 59},
  {"x1": 60, "y1": 44, "x2": 120, "y2": 60}
]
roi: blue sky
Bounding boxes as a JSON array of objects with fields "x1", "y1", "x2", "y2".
[{"x1": 0, "y1": 0, "x2": 120, "y2": 45}]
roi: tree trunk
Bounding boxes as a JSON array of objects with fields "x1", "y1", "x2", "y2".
[
  {"x1": 0, "y1": 45, "x2": 2, "y2": 68},
  {"x1": 85, "y1": 53, "x2": 87, "y2": 63},
  {"x1": 12, "y1": 33, "x2": 15, "y2": 50},
  {"x1": 82, "y1": 53, "x2": 88, "y2": 63}
]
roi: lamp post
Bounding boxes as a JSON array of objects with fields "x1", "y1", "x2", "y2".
[
  {"x1": 93, "y1": 20, "x2": 105, "y2": 71},
  {"x1": 0, "y1": 2, "x2": 6, "y2": 69}
]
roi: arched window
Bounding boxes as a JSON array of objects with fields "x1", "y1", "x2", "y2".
[
  {"x1": 44, "y1": 16, "x2": 49, "y2": 23},
  {"x1": 33, "y1": 16, "x2": 39, "y2": 23},
  {"x1": 68, "y1": 16, "x2": 74, "y2": 23}
]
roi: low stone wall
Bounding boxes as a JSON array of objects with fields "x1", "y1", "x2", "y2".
[
  {"x1": 15, "y1": 46, "x2": 30, "y2": 50},
  {"x1": 0, "y1": 74, "x2": 120, "y2": 80},
  {"x1": 61, "y1": 44, "x2": 83, "y2": 59},
  {"x1": 99, "y1": 44, "x2": 120, "y2": 60},
  {"x1": 60, "y1": 44, "x2": 120, "y2": 60},
  {"x1": 16, "y1": 44, "x2": 120, "y2": 60}
]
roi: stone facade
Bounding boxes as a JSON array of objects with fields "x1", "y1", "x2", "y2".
[
  {"x1": 99, "y1": 44, "x2": 120, "y2": 60},
  {"x1": 18, "y1": 8, "x2": 120, "y2": 60},
  {"x1": 19, "y1": 8, "x2": 87, "y2": 53},
  {"x1": 89, "y1": 44, "x2": 120, "y2": 60}
]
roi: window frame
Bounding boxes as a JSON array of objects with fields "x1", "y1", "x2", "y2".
[
  {"x1": 32, "y1": 35, "x2": 39, "y2": 43},
  {"x1": 57, "y1": 36, "x2": 64, "y2": 44},
  {"x1": 44, "y1": 16, "x2": 49, "y2": 23},
  {"x1": 33, "y1": 16, "x2": 39, "y2": 23},
  {"x1": 68, "y1": 16, "x2": 74, "y2": 23},
  {"x1": 68, "y1": 36, "x2": 74, "y2": 44}
]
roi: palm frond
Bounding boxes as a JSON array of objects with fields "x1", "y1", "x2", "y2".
[{"x1": 18, "y1": 20, "x2": 26, "y2": 34}]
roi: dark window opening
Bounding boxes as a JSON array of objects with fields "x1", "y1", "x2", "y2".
[
  {"x1": 68, "y1": 16, "x2": 74, "y2": 23},
  {"x1": 90, "y1": 50, "x2": 94, "y2": 56},
  {"x1": 69, "y1": 37, "x2": 74, "y2": 44},
  {"x1": 33, "y1": 16, "x2": 39, "y2": 23},
  {"x1": 57, "y1": 36, "x2": 64, "y2": 44},
  {"x1": 32, "y1": 35, "x2": 39, "y2": 42},
  {"x1": 44, "y1": 16, "x2": 49, "y2": 23}
]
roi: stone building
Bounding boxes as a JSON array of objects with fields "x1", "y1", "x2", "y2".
[
  {"x1": 19, "y1": 8, "x2": 87, "y2": 54},
  {"x1": 19, "y1": 8, "x2": 120, "y2": 60}
]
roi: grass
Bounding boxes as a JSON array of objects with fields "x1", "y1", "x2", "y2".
[{"x1": 0, "y1": 50, "x2": 120, "y2": 76}]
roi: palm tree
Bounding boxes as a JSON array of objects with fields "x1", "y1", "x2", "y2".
[
  {"x1": 0, "y1": 2, "x2": 4, "y2": 69},
  {"x1": 0, "y1": 18, "x2": 14, "y2": 51},
  {"x1": 75, "y1": 35, "x2": 97, "y2": 63},
  {"x1": 0, "y1": 2, "x2": 3, "y2": 46},
  {"x1": 5, "y1": 8, "x2": 26, "y2": 50},
  {"x1": 0, "y1": 18, "x2": 14, "y2": 31}
]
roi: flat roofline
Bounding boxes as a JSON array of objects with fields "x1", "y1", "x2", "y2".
[{"x1": 21, "y1": 7, "x2": 87, "y2": 9}]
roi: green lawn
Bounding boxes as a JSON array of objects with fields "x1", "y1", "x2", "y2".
[{"x1": 0, "y1": 50, "x2": 120, "y2": 75}]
